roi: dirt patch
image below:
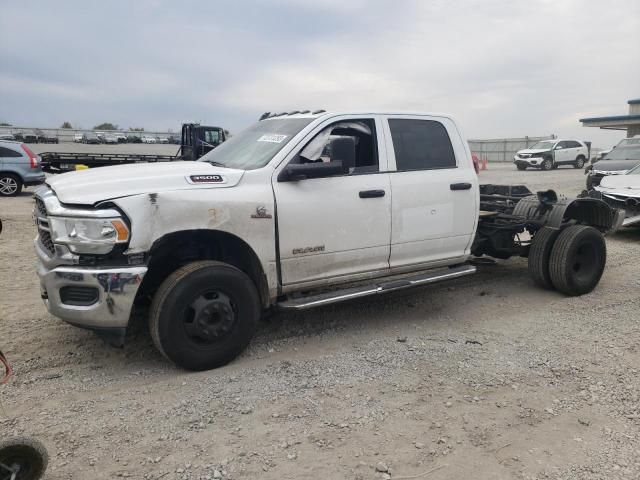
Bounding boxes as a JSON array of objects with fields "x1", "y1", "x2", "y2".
[{"x1": 1, "y1": 164, "x2": 639, "y2": 479}]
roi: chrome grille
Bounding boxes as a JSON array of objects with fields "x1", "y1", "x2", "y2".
[
  {"x1": 35, "y1": 197, "x2": 47, "y2": 216},
  {"x1": 34, "y1": 195, "x2": 55, "y2": 255},
  {"x1": 39, "y1": 229, "x2": 55, "y2": 255}
]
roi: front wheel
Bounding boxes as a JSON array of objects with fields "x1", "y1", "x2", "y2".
[
  {"x1": 149, "y1": 260, "x2": 261, "y2": 371},
  {"x1": 574, "y1": 156, "x2": 586, "y2": 169},
  {"x1": 0, "y1": 436, "x2": 48, "y2": 480},
  {"x1": 549, "y1": 225, "x2": 606, "y2": 296},
  {"x1": 516, "y1": 164, "x2": 527, "y2": 171},
  {"x1": 541, "y1": 158, "x2": 553, "y2": 171}
]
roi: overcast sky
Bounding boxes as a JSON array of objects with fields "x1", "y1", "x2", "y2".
[{"x1": 1, "y1": 0, "x2": 639, "y2": 147}]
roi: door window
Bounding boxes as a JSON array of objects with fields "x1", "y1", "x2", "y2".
[
  {"x1": 294, "y1": 119, "x2": 378, "y2": 174},
  {"x1": 388, "y1": 119, "x2": 456, "y2": 171}
]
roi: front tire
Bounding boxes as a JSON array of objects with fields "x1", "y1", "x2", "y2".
[
  {"x1": 0, "y1": 173, "x2": 22, "y2": 197},
  {"x1": 549, "y1": 225, "x2": 606, "y2": 296},
  {"x1": 149, "y1": 260, "x2": 260, "y2": 371},
  {"x1": 516, "y1": 164, "x2": 527, "y2": 171},
  {"x1": 541, "y1": 157, "x2": 553, "y2": 171},
  {"x1": 0, "y1": 436, "x2": 48, "y2": 480},
  {"x1": 574, "y1": 156, "x2": 586, "y2": 169}
]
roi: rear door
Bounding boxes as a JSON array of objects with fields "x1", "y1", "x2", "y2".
[
  {"x1": 382, "y1": 115, "x2": 478, "y2": 269},
  {"x1": 554, "y1": 141, "x2": 572, "y2": 163}
]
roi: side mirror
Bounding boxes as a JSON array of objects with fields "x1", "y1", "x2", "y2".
[
  {"x1": 278, "y1": 160, "x2": 345, "y2": 182},
  {"x1": 555, "y1": 145, "x2": 563, "y2": 150}
]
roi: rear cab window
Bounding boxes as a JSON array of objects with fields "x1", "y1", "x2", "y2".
[{"x1": 387, "y1": 118, "x2": 457, "y2": 171}]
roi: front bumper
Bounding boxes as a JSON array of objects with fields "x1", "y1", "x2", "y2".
[
  {"x1": 514, "y1": 156, "x2": 544, "y2": 167},
  {"x1": 36, "y1": 245, "x2": 147, "y2": 329}
]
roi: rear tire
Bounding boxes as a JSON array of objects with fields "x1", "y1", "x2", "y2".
[
  {"x1": 549, "y1": 225, "x2": 606, "y2": 296},
  {"x1": 0, "y1": 436, "x2": 48, "y2": 480},
  {"x1": 149, "y1": 260, "x2": 260, "y2": 371},
  {"x1": 0, "y1": 173, "x2": 22, "y2": 197},
  {"x1": 574, "y1": 156, "x2": 585, "y2": 169},
  {"x1": 541, "y1": 158, "x2": 553, "y2": 171},
  {"x1": 528, "y1": 227, "x2": 560, "y2": 289}
]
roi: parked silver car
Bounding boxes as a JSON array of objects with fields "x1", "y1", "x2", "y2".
[{"x1": 0, "y1": 140, "x2": 46, "y2": 196}]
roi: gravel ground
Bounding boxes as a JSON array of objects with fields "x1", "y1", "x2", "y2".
[{"x1": 1, "y1": 157, "x2": 639, "y2": 480}]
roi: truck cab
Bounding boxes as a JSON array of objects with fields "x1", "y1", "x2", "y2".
[
  {"x1": 180, "y1": 123, "x2": 227, "y2": 160},
  {"x1": 33, "y1": 111, "x2": 612, "y2": 371}
]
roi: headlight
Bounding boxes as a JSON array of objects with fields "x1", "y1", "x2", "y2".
[{"x1": 48, "y1": 216, "x2": 130, "y2": 254}]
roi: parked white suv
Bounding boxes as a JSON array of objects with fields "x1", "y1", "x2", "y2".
[
  {"x1": 514, "y1": 139, "x2": 589, "y2": 171},
  {"x1": 141, "y1": 136, "x2": 156, "y2": 144}
]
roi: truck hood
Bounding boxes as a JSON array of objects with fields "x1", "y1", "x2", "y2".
[
  {"x1": 47, "y1": 161, "x2": 245, "y2": 205},
  {"x1": 591, "y1": 159, "x2": 640, "y2": 173},
  {"x1": 517, "y1": 148, "x2": 551, "y2": 155},
  {"x1": 597, "y1": 174, "x2": 640, "y2": 196}
]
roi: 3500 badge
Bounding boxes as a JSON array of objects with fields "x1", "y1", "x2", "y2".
[{"x1": 187, "y1": 175, "x2": 225, "y2": 184}]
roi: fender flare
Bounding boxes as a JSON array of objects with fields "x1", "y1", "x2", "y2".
[{"x1": 513, "y1": 195, "x2": 615, "y2": 232}]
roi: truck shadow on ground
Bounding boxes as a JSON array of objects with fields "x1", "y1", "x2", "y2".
[{"x1": 106, "y1": 260, "x2": 533, "y2": 373}]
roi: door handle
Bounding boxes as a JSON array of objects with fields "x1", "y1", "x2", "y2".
[
  {"x1": 450, "y1": 183, "x2": 472, "y2": 191},
  {"x1": 359, "y1": 189, "x2": 386, "y2": 198}
]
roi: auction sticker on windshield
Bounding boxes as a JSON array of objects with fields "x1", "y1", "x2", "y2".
[{"x1": 257, "y1": 134, "x2": 288, "y2": 143}]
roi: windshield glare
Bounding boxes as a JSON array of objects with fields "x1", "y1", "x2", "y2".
[
  {"x1": 199, "y1": 118, "x2": 314, "y2": 170},
  {"x1": 601, "y1": 146, "x2": 640, "y2": 161},
  {"x1": 529, "y1": 140, "x2": 555, "y2": 150}
]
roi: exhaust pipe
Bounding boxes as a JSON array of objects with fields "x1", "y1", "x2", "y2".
[{"x1": 625, "y1": 198, "x2": 639, "y2": 208}]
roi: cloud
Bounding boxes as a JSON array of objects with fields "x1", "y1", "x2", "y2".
[{"x1": 0, "y1": 0, "x2": 638, "y2": 146}]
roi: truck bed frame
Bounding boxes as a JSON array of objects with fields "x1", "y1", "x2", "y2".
[{"x1": 39, "y1": 152, "x2": 180, "y2": 174}]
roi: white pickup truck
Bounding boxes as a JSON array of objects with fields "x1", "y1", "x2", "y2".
[{"x1": 33, "y1": 110, "x2": 620, "y2": 370}]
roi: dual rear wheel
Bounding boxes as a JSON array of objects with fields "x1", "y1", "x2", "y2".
[{"x1": 528, "y1": 225, "x2": 606, "y2": 296}]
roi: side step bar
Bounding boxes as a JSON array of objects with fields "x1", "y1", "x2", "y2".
[{"x1": 277, "y1": 264, "x2": 476, "y2": 311}]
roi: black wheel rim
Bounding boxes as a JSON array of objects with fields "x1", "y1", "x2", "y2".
[
  {"x1": 571, "y1": 241, "x2": 598, "y2": 283},
  {"x1": 182, "y1": 290, "x2": 237, "y2": 345}
]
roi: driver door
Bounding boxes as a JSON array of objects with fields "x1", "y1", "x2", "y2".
[{"x1": 272, "y1": 116, "x2": 391, "y2": 287}]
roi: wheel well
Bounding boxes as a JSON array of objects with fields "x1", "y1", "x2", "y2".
[{"x1": 137, "y1": 230, "x2": 270, "y2": 309}]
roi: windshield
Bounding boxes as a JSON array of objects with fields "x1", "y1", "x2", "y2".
[
  {"x1": 618, "y1": 137, "x2": 640, "y2": 147},
  {"x1": 629, "y1": 164, "x2": 640, "y2": 174},
  {"x1": 600, "y1": 146, "x2": 640, "y2": 161},
  {"x1": 199, "y1": 118, "x2": 314, "y2": 170},
  {"x1": 203, "y1": 130, "x2": 222, "y2": 145},
  {"x1": 529, "y1": 140, "x2": 555, "y2": 150}
]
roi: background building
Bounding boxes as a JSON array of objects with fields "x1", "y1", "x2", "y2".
[{"x1": 580, "y1": 98, "x2": 640, "y2": 138}]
